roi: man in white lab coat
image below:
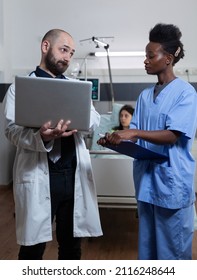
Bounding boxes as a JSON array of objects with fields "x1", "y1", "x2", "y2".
[{"x1": 3, "y1": 29, "x2": 102, "y2": 260}]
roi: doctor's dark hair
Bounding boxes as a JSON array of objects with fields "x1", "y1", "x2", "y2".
[{"x1": 149, "y1": 23, "x2": 184, "y2": 65}]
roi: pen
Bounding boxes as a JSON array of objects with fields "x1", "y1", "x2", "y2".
[{"x1": 98, "y1": 133, "x2": 105, "y2": 138}]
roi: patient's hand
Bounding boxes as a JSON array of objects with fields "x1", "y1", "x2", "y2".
[{"x1": 40, "y1": 119, "x2": 77, "y2": 142}]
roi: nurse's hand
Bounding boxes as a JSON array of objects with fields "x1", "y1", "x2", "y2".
[
  {"x1": 97, "y1": 129, "x2": 138, "y2": 146},
  {"x1": 109, "y1": 129, "x2": 138, "y2": 144},
  {"x1": 97, "y1": 132, "x2": 110, "y2": 146},
  {"x1": 97, "y1": 132, "x2": 123, "y2": 146},
  {"x1": 39, "y1": 119, "x2": 77, "y2": 142}
]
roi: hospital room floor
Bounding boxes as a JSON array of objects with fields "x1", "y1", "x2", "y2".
[{"x1": 0, "y1": 185, "x2": 197, "y2": 260}]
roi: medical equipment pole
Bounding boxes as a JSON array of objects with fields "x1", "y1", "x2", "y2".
[
  {"x1": 91, "y1": 37, "x2": 115, "y2": 112},
  {"x1": 104, "y1": 44, "x2": 115, "y2": 112}
]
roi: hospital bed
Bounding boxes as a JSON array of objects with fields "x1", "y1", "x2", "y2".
[
  {"x1": 89, "y1": 103, "x2": 136, "y2": 208},
  {"x1": 90, "y1": 150, "x2": 136, "y2": 208}
]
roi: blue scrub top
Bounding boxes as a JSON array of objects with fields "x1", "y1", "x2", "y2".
[{"x1": 130, "y1": 78, "x2": 197, "y2": 209}]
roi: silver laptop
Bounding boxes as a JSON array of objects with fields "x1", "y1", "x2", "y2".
[{"x1": 15, "y1": 76, "x2": 92, "y2": 131}]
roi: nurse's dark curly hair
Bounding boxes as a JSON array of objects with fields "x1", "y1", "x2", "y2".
[{"x1": 149, "y1": 23, "x2": 184, "y2": 65}]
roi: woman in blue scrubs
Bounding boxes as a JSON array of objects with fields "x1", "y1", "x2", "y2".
[{"x1": 98, "y1": 23, "x2": 197, "y2": 259}]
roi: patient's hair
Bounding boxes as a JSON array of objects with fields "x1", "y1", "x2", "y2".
[
  {"x1": 149, "y1": 23, "x2": 184, "y2": 65},
  {"x1": 112, "y1": 104, "x2": 134, "y2": 131}
]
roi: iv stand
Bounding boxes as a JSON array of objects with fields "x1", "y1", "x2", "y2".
[
  {"x1": 92, "y1": 37, "x2": 115, "y2": 112},
  {"x1": 104, "y1": 44, "x2": 115, "y2": 111}
]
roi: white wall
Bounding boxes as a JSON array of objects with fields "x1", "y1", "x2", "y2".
[
  {"x1": 0, "y1": 103, "x2": 15, "y2": 185},
  {"x1": 1, "y1": 0, "x2": 197, "y2": 83}
]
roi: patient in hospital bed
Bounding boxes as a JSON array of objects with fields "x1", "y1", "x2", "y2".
[
  {"x1": 110, "y1": 104, "x2": 134, "y2": 132},
  {"x1": 90, "y1": 103, "x2": 134, "y2": 158}
]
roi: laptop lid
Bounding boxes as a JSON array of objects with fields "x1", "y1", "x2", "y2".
[{"x1": 15, "y1": 76, "x2": 92, "y2": 131}]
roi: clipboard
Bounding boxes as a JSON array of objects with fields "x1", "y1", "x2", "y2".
[{"x1": 105, "y1": 141, "x2": 168, "y2": 160}]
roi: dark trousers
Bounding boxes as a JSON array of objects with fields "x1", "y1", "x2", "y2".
[{"x1": 18, "y1": 168, "x2": 81, "y2": 260}]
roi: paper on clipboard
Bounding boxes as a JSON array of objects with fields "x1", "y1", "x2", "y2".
[{"x1": 105, "y1": 141, "x2": 168, "y2": 160}]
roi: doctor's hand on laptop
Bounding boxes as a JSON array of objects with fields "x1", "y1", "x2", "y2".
[{"x1": 39, "y1": 119, "x2": 77, "y2": 142}]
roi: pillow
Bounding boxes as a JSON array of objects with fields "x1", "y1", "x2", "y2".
[
  {"x1": 110, "y1": 103, "x2": 124, "y2": 126},
  {"x1": 90, "y1": 114, "x2": 112, "y2": 151},
  {"x1": 91, "y1": 103, "x2": 123, "y2": 152}
]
